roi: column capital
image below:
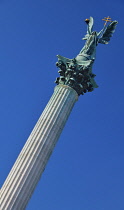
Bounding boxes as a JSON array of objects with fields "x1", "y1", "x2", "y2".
[{"x1": 55, "y1": 55, "x2": 98, "y2": 96}]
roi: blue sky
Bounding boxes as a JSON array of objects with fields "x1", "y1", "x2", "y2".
[{"x1": 0, "y1": 0, "x2": 124, "y2": 209}]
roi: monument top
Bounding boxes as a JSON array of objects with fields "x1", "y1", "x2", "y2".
[{"x1": 55, "y1": 17, "x2": 118, "y2": 95}]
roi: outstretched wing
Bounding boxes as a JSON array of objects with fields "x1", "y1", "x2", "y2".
[{"x1": 98, "y1": 21, "x2": 118, "y2": 44}]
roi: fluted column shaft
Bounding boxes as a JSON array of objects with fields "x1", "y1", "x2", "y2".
[{"x1": 1, "y1": 85, "x2": 78, "y2": 210}]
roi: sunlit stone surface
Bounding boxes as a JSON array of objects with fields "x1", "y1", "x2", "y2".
[{"x1": 1, "y1": 85, "x2": 78, "y2": 210}]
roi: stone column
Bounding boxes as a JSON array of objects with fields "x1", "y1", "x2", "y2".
[
  {"x1": 1, "y1": 16, "x2": 118, "y2": 209},
  {"x1": 1, "y1": 85, "x2": 78, "y2": 210}
]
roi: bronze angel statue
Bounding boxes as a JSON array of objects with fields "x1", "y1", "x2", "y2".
[
  {"x1": 56, "y1": 17, "x2": 118, "y2": 95},
  {"x1": 76, "y1": 16, "x2": 118, "y2": 62}
]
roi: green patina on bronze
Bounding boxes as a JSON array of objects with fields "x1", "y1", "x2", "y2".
[{"x1": 55, "y1": 17, "x2": 118, "y2": 95}]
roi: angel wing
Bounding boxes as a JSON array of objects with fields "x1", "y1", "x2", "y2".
[{"x1": 98, "y1": 20, "x2": 118, "y2": 44}]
